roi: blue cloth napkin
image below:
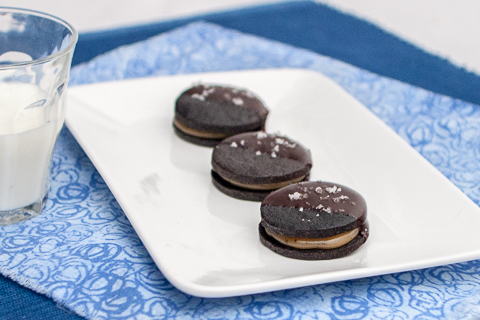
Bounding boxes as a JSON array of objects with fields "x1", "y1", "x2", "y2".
[{"x1": 2, "y1": 21, "x2": 480, "y2": 320}]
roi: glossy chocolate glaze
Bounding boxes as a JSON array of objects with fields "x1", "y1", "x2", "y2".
[
  {"x1": 221, "y1": 132, "x2": 312, "y2": 165},
  {"x1": 212, "y1": 132, "x2": 312, "y2": 185},
  {"x1": 183, "y1": 84, "x2": 268, "y2": 115},
  {"x1": 261, "y1": 181, "x2": 367, "y2": 238},
  {"x1": 175, "y1": 84, "x2": 268, "y2": 133}
]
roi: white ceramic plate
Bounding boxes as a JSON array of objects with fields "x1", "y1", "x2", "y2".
[{"x1": 65, "y1": 69, "x2": 480, "y2": 298}]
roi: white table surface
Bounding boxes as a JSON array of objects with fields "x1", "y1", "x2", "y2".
[{"x1": 3, "y1": 0, "x2": 479, "y2": 75}]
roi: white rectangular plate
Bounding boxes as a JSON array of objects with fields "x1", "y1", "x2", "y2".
[{"x1": 65, "y1": 69, "x2": 480, "y2": 298}]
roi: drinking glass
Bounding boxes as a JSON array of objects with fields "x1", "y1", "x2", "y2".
[{"x1": 0, "y1": 7, "x2": 78, "y2": 225}]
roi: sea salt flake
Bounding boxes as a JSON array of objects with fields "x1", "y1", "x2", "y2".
[
  {"x1": 325, "y1": 207, "x2": 332, "y2": 213},
  {"x1": 257, "y1": 132, "x2": 268, "y2": 139},
  {"x1": 202, "y1": 88, "x2": 214, "y2": 96},
  {"x1": 271, "y1": 152, "x2": 277, "y2": 158},
  {"x1": 325, "y1": 185, "x2": 341, "y2": 194},
  {"x1": 315, "y1": 187, "x2": 323, "y2": 194},
  {"x1": 273, "y1": 145, "x2": 280, "y2": 152},
  {"x1": 333, "y1": 195, "x2": 349, "y2": 203},
  {"x1": 299, "y1": 207, "x2": 304, "y2": 212},
  {"x1": 289, "y1": 192, "x2": 304, "y2": 200},
  {"x1": 315, "y1": 204, "x2": 324, "y2": 210},
  {"x1": 256, "y1": 151, "x2": 261, "y2": 156},
  {"x1": 230, "y1": 142, "x2": 238, "y2": 148},
  {"x1": 232, "y1": 97, "x2": 244, "y2": 105},
  {"x1": 286, "y1": 142, "x2": 296, "y2": 148},
  {"x1": 240, "y1": 140, "x2": 245, "y2": 146},
  {"x1": 275, "y1": 138, "x2": 285, "y2": 144},
  {"x1": 191, "y1": 93, "x2": 205, "y2": 101}
]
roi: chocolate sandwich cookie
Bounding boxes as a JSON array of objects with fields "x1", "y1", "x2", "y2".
[
  {"x1": 174, "y1": 84, "x2": 269, "y2": 147},
  {"x1": 211, "y1": 131, "x2": 312, "y2": 201},
  {"x1": 259, "y1": 181, "x2": 369, "y2": 260}
]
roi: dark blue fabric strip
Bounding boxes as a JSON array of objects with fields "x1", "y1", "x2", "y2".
[
  {"x1": 74, "y1": 1, "x2": 480, "y2": 106},
  {"x1": 0, "y1": 274, "x2": 85, "y2": 320}
]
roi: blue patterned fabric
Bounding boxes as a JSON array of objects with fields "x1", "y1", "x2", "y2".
[{"x1": 1, "y1": 21, "x2": 480, "y2": 319}]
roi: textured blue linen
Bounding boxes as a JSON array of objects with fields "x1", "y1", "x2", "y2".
[{"x1": 2, "y1": 21, "x2": 480, "y2": 320}]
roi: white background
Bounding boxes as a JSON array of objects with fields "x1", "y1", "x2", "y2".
[{"x1": 2, "y1": 0, "x2": 479, "y2": 75}]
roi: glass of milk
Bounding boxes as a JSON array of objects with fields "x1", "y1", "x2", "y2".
[{"x1": 0, "y1": 8, "x2": 77, "y2": 225}]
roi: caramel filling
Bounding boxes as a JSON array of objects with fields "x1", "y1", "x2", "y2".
[
  {"x1": 221, "y1": 174, "x2": 307, "y2": 191},
  {"x1": 174, "y1": 118, "x2": 229, "y2": 139},
  {"x1": 265, "y1": 227, "x2": 359, "y2": 249}
]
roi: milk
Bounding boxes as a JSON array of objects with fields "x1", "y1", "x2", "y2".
[{"x1": 0, "y1": 83, "x2": 61, "y2": 211}]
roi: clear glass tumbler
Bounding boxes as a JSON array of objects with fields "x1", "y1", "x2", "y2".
[{"x1": 0, "y1": 8, "x2": 78, "y2": 225}]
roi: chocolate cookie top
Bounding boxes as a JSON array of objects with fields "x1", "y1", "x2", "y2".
[
  {"x1": 175, "y1": 84, "x2": 268, "y2": 134},
  {"x1": 261, "y1": 181, "x2": 367, "y2": 238},
  {"x1": 212, "y1": 131, "x2": 312, "y2": 186}
]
